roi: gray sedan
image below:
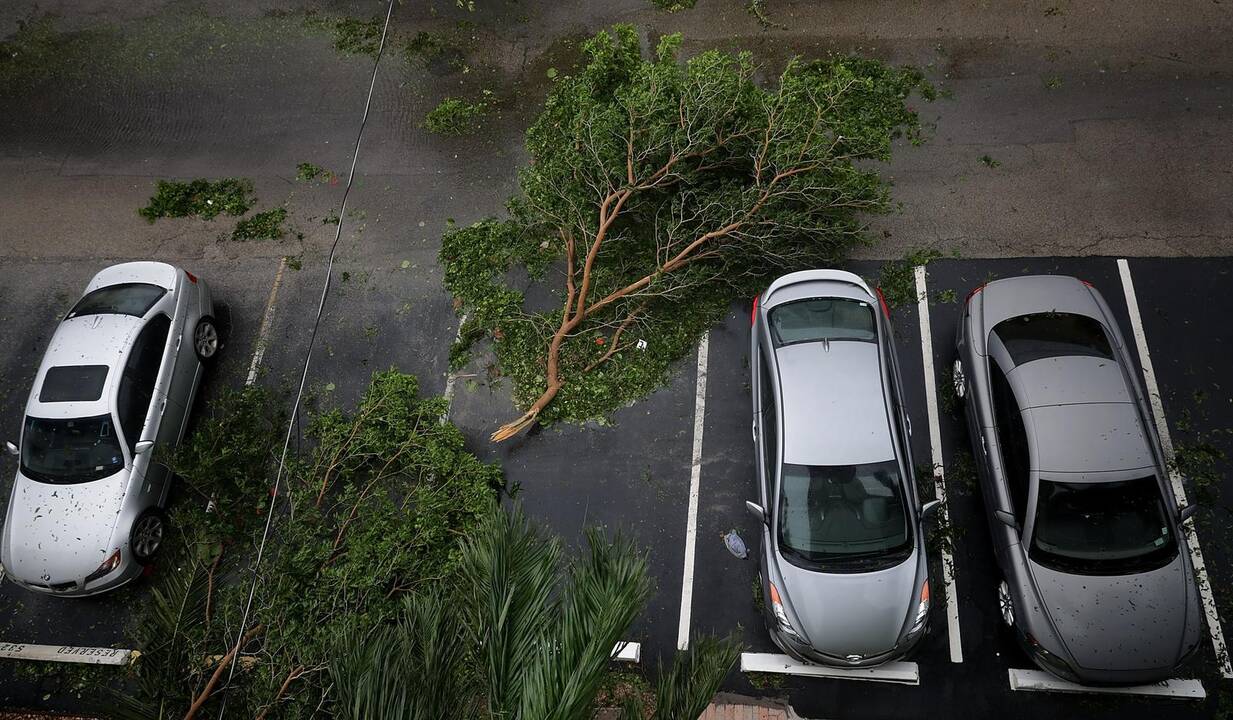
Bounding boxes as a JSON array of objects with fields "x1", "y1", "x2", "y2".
[
  {"x1": 747, "y1": 269, "x2": 937, "y2": 667},
  {"x1": 2, "y1": 262, "x2": 216, "y2": 596},
  {"x1": 954, "y1": 274, "x2": 1201, "y2": 685}
]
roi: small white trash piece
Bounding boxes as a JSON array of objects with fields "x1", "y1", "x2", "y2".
[{"x1": 636, "y1": 339, "x2": 648, "y2": 350}]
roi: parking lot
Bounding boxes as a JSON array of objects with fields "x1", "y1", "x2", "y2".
[
  {"x1": 4, "y1": 253, "x2": 1232, "y2": 717},
  {"x1": 2, "y1": 0, "x2": 1232, "y2": 716},
  {"x1": 449, "y1": 256, "x2": 1233, "y2": 720}
]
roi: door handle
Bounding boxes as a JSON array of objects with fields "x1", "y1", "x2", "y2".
[
  {"x1": 752, "y1": 421, "x2": 758, "y2": 443},
  {"x1": 159, "y1": 397, "x2": 168, "y2": 415}
]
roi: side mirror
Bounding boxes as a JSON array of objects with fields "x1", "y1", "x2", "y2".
[
  {"x1": 920, "y1": 499, "x2": 941, "y2": 522},
  {"x1": 134, "y1": 440, "x2": 155, "y2": 455},
  {"x1": 745, "y1": 501, "x2": 767, "y2": 525},
  {"x1": 1179, "y1": 504, "x2": 1199, "y2": 524},
  {"x1": 994, "y1": 509, "x2": 1020, "y2": 531},
  {"x1": 4, "y1": 441, "x2": 17, "y2": 457}
]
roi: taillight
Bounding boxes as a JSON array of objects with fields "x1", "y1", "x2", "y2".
[
  {"x1": 964, "y1": 283, "x2": 986, "y2": 303},
  {"x1": 185, "y1": 270, "x2": 199, "y2": 284},
  {"x1": 1080, "y1": 279, "x2": 1094, "y2": 288},
  {"x1": 875, "y1": 287, "x2": 891, "y2": 318},
  {"x1": 751, "y1": 294, "x2": 760, "y2": 326}
]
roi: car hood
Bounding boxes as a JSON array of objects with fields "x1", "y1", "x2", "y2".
[
  {"x1": 4, "y1": 470, "x2": 127, "y2": 583},
  {"x1": 1031, "y1": 553, "x2": 1192, "y2": 672},
  {"x1": 776, "y1": 550, "x2": 919, "y2": 657}
]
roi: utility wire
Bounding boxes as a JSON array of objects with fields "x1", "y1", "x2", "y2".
[{"x1": 213, "y1": 0, "x2": 397, "y2": 714}]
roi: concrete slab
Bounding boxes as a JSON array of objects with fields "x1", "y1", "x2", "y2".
[
  {"x1": 1007, "y1": 668, "x2": 1205, "y2": 700},
  {"x1": 741, "y1": 653, "x2": 921, "y2": 686}
]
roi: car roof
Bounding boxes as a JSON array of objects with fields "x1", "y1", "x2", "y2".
[
  {"x1": 1023, "y1": 402, "x2": 1154, "y2": 476},
  {"x1": 1003, "y1": 345, "x2": 1155, "y2": 479},
  {"x1": 1008, "y1": 355, "x2": 1131, "y2": 408},
  {"x1": 25, "y1": 314, "x2": 144, "y2": 419},
  {"x1": 775, "y1": 340, "x2": 895, "y2": 466}
]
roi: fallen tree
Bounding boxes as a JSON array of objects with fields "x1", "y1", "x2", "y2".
[{"x1": 441, "y1": 25, "x2": 933, "y2": 440}]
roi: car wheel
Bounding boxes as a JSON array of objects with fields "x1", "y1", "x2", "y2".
[
  {"x1": 131, "y1": 510, "x2": 168, "y2": 564},
  {"x1": 997, "y1": 579, "x2": 1015, "y2": 627},
  {"x1": 193, "y1": 317, "x2": 220, "y2": 361},
  {"x1": 952, "y1": 359, "x2": 966, "y2": 400}
]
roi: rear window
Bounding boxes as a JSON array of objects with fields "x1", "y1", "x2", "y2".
[
  {"x1": 992, "y1": 312, "x2": 1113, "y2": 366},
  {"x1": 769, "y1": 298, "x2": 876, "y2": 346},
  {"x1": 67, "y1": 283, "x2": 165, "y2": 319},
  {"x1": 39, "y1": 365, "x2": 109, "y2": 403}
]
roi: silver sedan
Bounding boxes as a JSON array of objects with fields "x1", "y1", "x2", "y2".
[
  {"x1": 748, "y1": 269, "x2": 938, "y2": 667},
  {"x1": 2, "y1": 261, "x2": 216, "y2": 596},
  {"x1": 954, "y1": 274, "x2": 1201, "y2": 684}
]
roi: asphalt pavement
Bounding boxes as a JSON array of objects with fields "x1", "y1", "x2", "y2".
[{"x1": 2, "y1": 0, "x2": 1232, "y2": 716}]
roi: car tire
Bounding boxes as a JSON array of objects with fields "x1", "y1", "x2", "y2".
[
  {"x1": 130, "y1": 509, "x2": 169, "y2": 564},
  {"x1": 193, "y1": 316, "x2": 220, "y2": 362},
  {"x1": 997, "y1": 579, "x2": 1015, "y2": 627},
  {"x1": 952, "y1": 359, "x2": 966, "y2": 401}
]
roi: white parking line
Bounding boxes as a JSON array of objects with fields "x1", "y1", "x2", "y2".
[
  {"x1": 0, "y1": 642, "x2": 137, "y2": 666},
  {"x1": 741, "y1": 653, "x2": 920, "y2": 685},
  {"x1": 676, "y1": 332, "x2": 709, "y2": 651},
  {"x1": 1117, "y1": 258, "x2": 1232, "y2": 678},
  {"x1": 1007, "y1": 668, "x2": 1205, "y2": 699},
  {"x1": 245, "y1": 256, "x2": 289, "y2": 387},
  {"x1": 442, "y1": 312, "x2": 469, "y2": 413},
  {"x1": 913, "y1": 266, "x2": 964, "y2": 664}
]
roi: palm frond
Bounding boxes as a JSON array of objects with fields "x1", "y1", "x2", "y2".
[
  {"x1": 398, "y1": 591, "x2": 473, "y2": 719},
  {"x1": 459, "y1": 504, "x2": 562, "y2": 718},
  {"x1": 111, "y1": 557, "x2": 213, "y2": 718},
  {"x1": 330, "y1": 591, "x2": 473, "y2": 720},
  {"x1": 519, "y1": 528, "x2": 651, "y2": 720},
  {"x1": 649, "y1": 634, "x2": 741, "y2": 720}
]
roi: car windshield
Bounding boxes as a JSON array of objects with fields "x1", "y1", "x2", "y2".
[
  {"x1": 769, "y1": 298, "x2": 876, "y2": 346},
  {"x1": 20, "y1": 415, "x2": 125, "y2": 484},
  {"x1": 1031, "y1": 477, "x2": 1177, "y2": 574},
  {"x1": 777, "y1": 460, "x2": 911, "y2": 569},
  {"x1": 992, "y1": 312, "x2": 1113, "y2": 366},
  {"x1": 66, "y1": 283, "x2": 165, "y2": 319}
]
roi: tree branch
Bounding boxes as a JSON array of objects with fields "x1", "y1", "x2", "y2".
[{"x1": 183, "y1": 624, "x2": 264, "y2": 720}]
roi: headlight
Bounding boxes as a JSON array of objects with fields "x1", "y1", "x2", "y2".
[
  {"x1": 1025, "y1": 633, "x2": 1077, "y2": 681},
  {"x1": 85, "y1": 550, "x2": 122, "y2": 583},
  {"x1": 907, "y1": 580, "x2": 930, "y2": 636},
  {"x1": 769, "y1": 582, "x2": 805, "y2": 642}
]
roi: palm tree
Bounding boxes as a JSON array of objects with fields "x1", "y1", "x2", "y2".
[{"x1": 330, "y1": 506, "x2": 740, "y2": 720}]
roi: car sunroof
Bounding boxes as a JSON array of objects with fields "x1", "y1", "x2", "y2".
[{"x1": 39, "y1": 365, "x2": 109, "y2": 403}]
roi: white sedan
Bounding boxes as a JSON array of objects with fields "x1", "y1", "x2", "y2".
[{"x1": 2, "y1": 262, "x2": 216, "y2": 595}]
